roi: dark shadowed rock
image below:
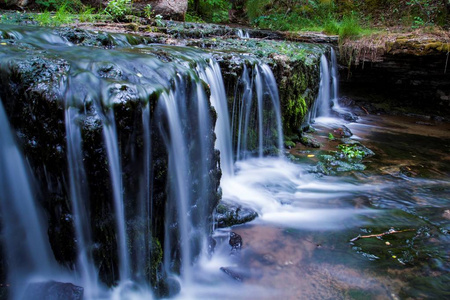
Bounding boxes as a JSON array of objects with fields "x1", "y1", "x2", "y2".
[
  {"x1": 216, "y1": 202, "x2": 258, "y2": 228},
  {"x1": 229, "y1": 232, "x2": 242, "y2": 252},
  {"x1": 22, "y1": 281, "x2": 83, "y2": 300}
]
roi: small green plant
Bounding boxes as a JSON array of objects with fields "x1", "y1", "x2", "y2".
[
  {"x1": 105, "y1": 0, "x2": 132, "y2": 21},
  {"x1": 144, "y1": 4, "x2": 152, "y2": 19},
  {"x1": 53, "y1": 4, "x2": 73, "y2": 25},
  {"x1": 328, "y1": 133, "x2": 335, "y2": 140},
  {"x1": 412, "y1": 16, "x2": 425, "y2": 28},
  {"x1": 78, "y1": 7, "x2": 99, "y2": 23},
  {"x1": 35, "y1": 11, "x2": 52, "y2": 26},
  {"x1": 338, "y1": 144, "x2": 365, "y2": 159},
  {"x1": 154, "y1": 14, "x2": 164, "y2": 27},
  {"x1": 339, "y1": 13, "x2": 362, "y2": 40}
]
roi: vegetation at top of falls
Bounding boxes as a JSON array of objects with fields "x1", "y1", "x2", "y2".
[{"x1": 188, "y1": 0, "x2": 449, "y2": 40}]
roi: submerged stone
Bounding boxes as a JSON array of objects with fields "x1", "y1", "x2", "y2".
[{"x1": 22, "y1": 281, "x2": 83, "y2": 300}]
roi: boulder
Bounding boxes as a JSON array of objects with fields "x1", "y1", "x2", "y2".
[
  {"x1": 134, "y1": 0, "x2": 187, "y2": 21},
  {"x1": 0, "y1": 0, "x2": 29, "y2": 8}
]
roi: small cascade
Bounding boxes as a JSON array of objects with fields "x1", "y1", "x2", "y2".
[
  {"x1": 231, "y1": 63, "x2": 284, "y2": 160},
  {"x1": 156, "y1": 72, "x2": 213, "y2": 290},
  {"x1": 65, "y1": 107, "x2": 99, "y2": 297},
  {"x1": 0, "y1": 100, "x2": 59, "y2": 299},
  {"x1": 311, "y1": 54, "x2": 331, "y2": 120},
  {"x1": 102, "y1": 109, "x2": 130, "y2": 282},
  {"x1": 236, "y1": 29, "x2": 250, "y2": 39},
  {"x1": 309, "y1": 48, "x2": 341, "y2": 123},
  {"x1": 198, "y1": 60, "x2": 234, "y2": 178}
]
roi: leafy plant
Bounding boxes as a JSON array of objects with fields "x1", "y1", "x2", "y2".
[
  {"x1": 35, "y1": 0, "x2": 83, "y2": 12},
  {"x1": 187, "y1": 0, "x2": 230, "y2": 24},
  {"x1": 105, "y1": 0, "x2": 132, "y2": 20},
  {"x1": 328, "y1": 133, "x2": 335, "y2": 140},
  {"x1": 154, "y1": 14, "x2": 164, "y2": 27},
  {"x1": 338, "y1": 12, "x2": 362, "y2": 40},
  {"x1": 35, "y1": 11, "x2": 52, "y2": 26},
  {"x1": 144, "y1": 4, "x2": 152, "y2": 19},
  {"x1": 78, "y1": 7, "x2": 99, "y2": 23},
  {"x1": 54, "y1": 4, "x2": 73, "y2": 24},
  {"x1": 338, "y1": 144, "x2": 366, "y2": 159}
]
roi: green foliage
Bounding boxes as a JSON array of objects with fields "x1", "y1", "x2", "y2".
[
  {"x1": 185, "y1": 12, "x2": 205, "y2": 23},
  {"x1": 328, "y1": 133, "x2": 335, "y2": 140},
  {"x1": 104, "y1": 0, "x2": 132, "y2": 20},
  {"x1": 78, "y1": 7, "x2": 100, "y2": 23},
  {"x1": 143, "y1": 4, "x2": 152, "y2": 19},
  {"x1": 338, "y1": 13, "x2": 363, "y2": 40},
  {"x1": 338, "y1": 144, "x2": 365, "y2": 159},
  {"x1": 35, "y1": 0, "x2": 83, "y2": 12},
  {"x1": 35, "y1": 11, "x2": 52, "y2": 26},
  {"x1": 154, "y1": 14, "x2": 164, "y2": 27},
  {"x1": 187, "y1": 0, "x2": 230, "y2": 23},
  {"x1": 34, "y1": 4, "x2": 73, "y2": 26}
]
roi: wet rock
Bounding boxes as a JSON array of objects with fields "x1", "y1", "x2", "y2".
[
  {"x1": 216, "y1": 202, "x2": 258, "y2": 228},
  {"x1": 300, "y1": 134, "x2": 321, "y2": 148},
  {"x1": 229, "y1": 232, "x2": 242, "y2": 252},
  {"x1": 332, "y1": 126, "x2": 352, "y2": 138},
  {"x1": 22, "y1": 281, "x2": 83, "y2": 300},
  {"x1": 156, "y1": 276, "x2": 181, "y2": 298},
  {"x1": 220, "y1": 267, "x2": 244, "y2": 282}
]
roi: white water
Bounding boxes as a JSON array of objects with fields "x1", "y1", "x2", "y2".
[
  {"x1": 0, "y1": 100, "x2": 60, "y2": 299},
  {"x1": 65, "y1": 107, "x2": 99, "y2": 298},
  {"x1": 0, "y1": 25, "x2": 351, "y2": 300},
  {"x1": 236, "y1": 29, "x2": 250, "y2": 39},
  {"x1": 309, "y1": 49, "x2": 343, "y2": 123},
  {"x1": 199, "y1": 60, "x2": 234, "y2": 178},
  {"x1": 232, "y1": 63, "x2": 284, "y2": 160},
  {"x1": 222, "y1": 157, "x2": 373, "y2": 230},
  {"x1": 103, "y1": 110, "x2": 130, "y2": 282}
]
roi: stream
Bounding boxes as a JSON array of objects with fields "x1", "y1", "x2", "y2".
[{"x1": 175, "y1": 112, "x2": 450, "y2": 299}]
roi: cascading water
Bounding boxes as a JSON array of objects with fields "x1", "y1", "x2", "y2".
[
  {"x1": 0, "y1": 25, "x2": 221, "y2": 299},
  {"x1": 236, "y1": 29, "x2": 250, "y2": 39},
  {"x1": 198, "y1": 60, "x2": 234, "y2": 178},
  {"x1": 65, "y1": 106, "x2": 99, "y2": 298},
  {"x1": 0, "y1": 24, "x2": 342, "y2": 300},
  {"x1": 231, "y1": 62, "x2": 284, "y2": 160},
  {"x1": 308, "y1": 48, "x2": 340, "y2": 123},
  {"x1": 0, "y1": 100, "x2": 60, "y2": 300},
  {"x1": 102, "y1": 110, "x2": 130, "y2": 282}
]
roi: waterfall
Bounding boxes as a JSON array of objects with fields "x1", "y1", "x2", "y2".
[
  {"x1": 199, "y1": 60, "x2": 234, "y2": 178},
  {"x1": 0, "y1": 100, "x2": 58, "y2": 299},
  {"x1": 156, "y1": 71, "x2": 213, "y2": 291},
  {"x1": 236, "y1": 29, "x2": 250, "y2": 39},
  {"x1": 102, "y1": 109, "x2": 130, "y2": 282},
  {"x1": 232, "y1": 63, "x2": 284, "y2": 160},
  {"x1": 309, "y1": 48, "x2": 340, "y2": 122},
  {"x1": 0, "y1": 24, "x2": 288, "y2": 299},
  {"x1": 312, "y1": 54, "x2": 331, "y2": 119},
  {"x1": 65, "y1": 107, "x2": 99, "y2": 297}
]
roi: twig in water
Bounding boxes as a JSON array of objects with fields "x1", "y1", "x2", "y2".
[
  {"x1": 360, "y1": 106, "x2": 369, "y2": 115},
  {"x1": 350, "y1": 228, "x2": 415, "y2": 242}
]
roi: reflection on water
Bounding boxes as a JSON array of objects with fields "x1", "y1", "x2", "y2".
[{"x1": 184, "y1": 113, "x2": 449, "y2": 299}]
